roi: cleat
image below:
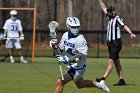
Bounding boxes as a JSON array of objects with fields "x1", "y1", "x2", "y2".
[
  {"x1": 113, "y1": 79, "x2": 126, "y2": 86},
  {"x1": 10, "y1": 58, "x2": 15, "y2": 63},
  {"x1": 21, "y1": 59, "x2": 28, "y2": 63},
  {"x1": 99, "y1": 80, "x2": 110, "y2": 93}
]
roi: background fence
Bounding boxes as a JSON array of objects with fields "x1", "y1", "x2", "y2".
[
  {"x1": 0, "y1": 0, "x2": 140, "y2": 59},
  {"x1": 35, "y1": 30, "x2": 140, "y2": 58},
  {"x1": 0, "y1": 29, "x2": 140, "y2": 58}
]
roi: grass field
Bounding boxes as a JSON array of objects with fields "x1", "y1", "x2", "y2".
[{"x1": 0, "y1": 57, "x2": 139, "y2": 93}]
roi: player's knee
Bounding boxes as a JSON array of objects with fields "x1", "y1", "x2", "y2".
[
  {"x1": 108, "y1": 59, "x2": 114, "y2": 65},
  {"x1": 56, "y1": 79, "x2": 63, "y2": 86}
]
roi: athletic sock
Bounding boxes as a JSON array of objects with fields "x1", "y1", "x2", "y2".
[
  {"x1": 96, "y1": 82, "x2": 101, "y2": 88},
  {"x1": 120, "y1": 79, "x2": 125, "y2": 82},
  {"x1": 20, "y1": 56, "x2": 24, "y2": 60},
  {"x1": 10, "y1": 56, "x2": 14, "y2": 59},
  {"x1": 101, "y1": 77, "x2": 106, "y2": 80}
]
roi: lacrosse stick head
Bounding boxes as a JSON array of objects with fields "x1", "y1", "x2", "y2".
[{"x1": 48, "y1": 21, "x2": 58, "y2": 39}]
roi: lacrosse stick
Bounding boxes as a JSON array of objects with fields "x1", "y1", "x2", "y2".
[
  {"x1": 48, "y1": 21, "x2": 64, "y2": 80},
  {"x1": 0, "y1": 34, "x2": 22, "y2": 40},
  {"x1": 0, "y1": 55, "x2": 9, "y2": 62}
]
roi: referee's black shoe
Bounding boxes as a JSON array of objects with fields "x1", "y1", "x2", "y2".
[
  {"x1": 96, "y1": 77, "x2": 105, "y2": 82},
  {"x1": 113, "y1": 79, "x2": 126, "y2": 86}
]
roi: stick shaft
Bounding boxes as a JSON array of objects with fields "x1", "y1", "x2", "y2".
[
  {"x1": 48, "y1": 21, "x2": 64, "y2": 80},
  {"x1": 59, "y1": 62, "x2": 64, "y2": 80},
  {"x1": 0, "y1": 55, "x2": 9, "y2": 61}
]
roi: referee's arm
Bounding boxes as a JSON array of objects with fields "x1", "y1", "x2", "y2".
[
  {"x1": 123, "y1": 25, "x2": 136, "y2": 38},
  {"x1": 98, "y1": 0, "x2": 107, "y2": 14},
  {"x1": 117, "y1": 17, "x2": 136, "y2": 39}
]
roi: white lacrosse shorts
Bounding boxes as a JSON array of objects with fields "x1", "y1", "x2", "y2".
[
  {"x1": 6, "y1": 39, "x2": 22, "y2": 49},
  {"x1": 67, "y1": 63, "x2": 86, "y2": 82}
]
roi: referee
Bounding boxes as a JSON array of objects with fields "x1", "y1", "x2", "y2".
[{"x1": 96, "y1": 0, "x2": 136, "y2": 86}]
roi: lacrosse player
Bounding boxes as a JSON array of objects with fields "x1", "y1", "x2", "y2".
[
  {"x1": 2, "y1": 10, "x2": 28, "y2": 63},
  {"x1": 50, "y1": 17, "x2": 110, "y2": 93},
  {"x1": 96, "y1": 0, "x2": 136, "y2": 86}
]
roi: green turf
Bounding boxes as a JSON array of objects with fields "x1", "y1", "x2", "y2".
[
  {"x1": 1, "y1": 46, "x2": 140, "y2": 57},
  {"x1": 0, "y1": 58, "x2": 139, "y2": 93}
]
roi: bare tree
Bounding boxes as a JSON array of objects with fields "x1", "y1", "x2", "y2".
[{"x1": 58, "y1": 0, "x2": 65, "y2": 29}]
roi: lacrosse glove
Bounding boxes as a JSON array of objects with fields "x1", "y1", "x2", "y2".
[
  {"x1": 56, "y1": 55, "x2": 69, "y2": 63},
  {"x1": 0, "y1": 34, "x2": 6, "y2": 40},
  {"x1": 20, "y1": 34, "x2": 24, "y2": 40},
  {"x1": 49, "y1": 39, "x2": 57, "y2": 48}
]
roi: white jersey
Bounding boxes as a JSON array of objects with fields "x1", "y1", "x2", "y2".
[
  {"x1": 59, "y1": 32, "x2": 88, "y2": 55},
  {"x1": 3, "y1": 19, "x2": 23, "y2": 38},
  {"x1": 59, "y1": 31, "x2": 88, "y2": 67}
]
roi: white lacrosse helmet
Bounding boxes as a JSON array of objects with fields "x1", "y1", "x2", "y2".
[
  {"x1": 10, "y1": 10, "x2": 18, "y2": 15},
  {"x1": 66, "y1": 17, "x2": 80, "y2": 36},
  {"x1": 10, "y1": 10, "x2": 18, "y2": 21}
]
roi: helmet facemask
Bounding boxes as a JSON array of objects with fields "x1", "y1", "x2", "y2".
[
  {"x1": 11, "y1": 15, "x2": 17, "y2": 21},
  {"x1": 68, "y1": 25, "x2": 80, "y2": 36}
]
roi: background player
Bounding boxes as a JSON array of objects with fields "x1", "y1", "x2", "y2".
[
  {"x1": 3, "y1": 10, "x2": 28, "y2": 63},
  {"x1": 96, "y1": 0, "x2": 136, "y2": 86},
  {"x1": 50, "y1": 17, "x2": 110, "y2": 93}
]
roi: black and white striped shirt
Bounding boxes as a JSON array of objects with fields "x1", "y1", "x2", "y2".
[{"x1": 107, "y1": 15, "x2": 125, "y2": 41}]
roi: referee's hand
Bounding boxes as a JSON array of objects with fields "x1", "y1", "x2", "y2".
[{"x1": 130, "y1": 33, "x2": 136, "y2": 39}]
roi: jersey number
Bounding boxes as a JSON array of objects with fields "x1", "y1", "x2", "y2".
[{"x1": 11, "y1": 24, "x2": 18, "y2": 32}]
